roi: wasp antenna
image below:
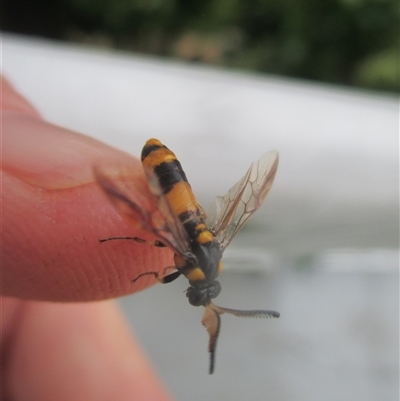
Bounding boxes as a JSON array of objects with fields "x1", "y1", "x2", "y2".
[
  {"x1": 201, "y1": 305, "x2": 221, "y2": 374},
  {"x1": 210, "y1": 303, "x2": 280, "y2": 319},
  {"x1": 201, "y1": 303, "x2": 279, "y2": 374}
]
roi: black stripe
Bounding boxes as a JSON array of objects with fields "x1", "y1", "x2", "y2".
[
  {"x1": 179, "y1": 210, "x2": 202, "y2": 225},
  {"x1": 154, "y1": 160, "x2": 188, "y2": 194},
  {"x1": 141, "y1": 143, "x2": 167, "y2": 161},
  {"x1": 183, "y1": 218, "x2": 200, "y2": 240},
  {"x1": 179, "y1": 211, "x2": 204, "y2": 240}
]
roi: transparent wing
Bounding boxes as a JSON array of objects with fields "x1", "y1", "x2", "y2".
[
  {"x1": 206, "y1": 150, "x2": 279, "y2": 252},
  {"x1": 94, "y1": 165, "x2": 192, "y2": 260}
]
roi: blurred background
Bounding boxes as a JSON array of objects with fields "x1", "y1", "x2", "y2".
[
  {"x1": 3, "y1": 0, "x2": 399, "y2": 92},
  {"x1": 2, "y1": 1, "x2": 398, "y2": 400}
]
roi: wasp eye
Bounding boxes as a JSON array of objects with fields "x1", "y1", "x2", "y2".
[
  {"x1": 186, "y1": 287, "x2": 205, "y2": 306},
  {"x1": 208, "y1": 280, "x2": 221, "y2": 299},
  {"x1": 186, "y1": 281, "x2": 221, "y2": 306}
]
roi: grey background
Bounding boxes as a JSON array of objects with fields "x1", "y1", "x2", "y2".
[{"x1": 3, "y1": 33, "x2": 398, "y2": 401}]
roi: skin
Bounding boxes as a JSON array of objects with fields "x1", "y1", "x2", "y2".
[{"x1": 1, "y1": 77, "x2": 175, "y2": 401}]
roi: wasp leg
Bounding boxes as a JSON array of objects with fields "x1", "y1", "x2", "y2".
[
  {"x1": 99, "y1": 236, "x2": 166, "y2": 248},
  {"x1": 132, "y1": 267, "x2": 181, "y2": 284}
]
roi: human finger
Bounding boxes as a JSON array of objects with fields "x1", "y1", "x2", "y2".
[
  {"x1": 2, "y1": 77, "x2": 173, "y2": 301},
  {"x1": 3, "y1": 297, "x2": 175, "y2": 401}
]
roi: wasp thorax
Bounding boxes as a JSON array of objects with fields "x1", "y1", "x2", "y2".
[{"x1": 186, "y1": 281, "x2": 221, "y2": 306}]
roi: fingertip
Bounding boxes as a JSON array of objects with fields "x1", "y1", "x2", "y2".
[
  {"x1": 2, "y1": 167, "x2": 174, "y2": 301},
  {"x1": 1, "y1": 76, "x2": 42, "y2": 118},
  {"x1": 2, "y1": 79, "x2": 174, "y2": 302}
]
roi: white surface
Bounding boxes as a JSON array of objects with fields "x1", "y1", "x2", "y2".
[{"x1": 2, "y1": 33, "x2": 398, "y2": 258}]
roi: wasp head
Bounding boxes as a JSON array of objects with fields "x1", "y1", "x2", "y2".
[{"x1": 186, "y1": 281, "x2": 221, "y2": 306}]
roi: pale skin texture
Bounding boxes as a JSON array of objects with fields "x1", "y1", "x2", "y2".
[{"x1": 1, "y1": 77, "x2": 175, "y2": 401}]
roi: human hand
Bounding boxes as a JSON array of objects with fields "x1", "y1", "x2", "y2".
[{"x1": 2, "y1": 77, "x2": 175, "y2": 401}]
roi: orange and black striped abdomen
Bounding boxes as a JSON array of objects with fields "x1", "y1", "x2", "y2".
[
  {"x1": 142, "y1": 139, "x2": 222, "y2": 284},
  {"x1": 141, "y1": 138, "x2": 201, "y2": 227}
]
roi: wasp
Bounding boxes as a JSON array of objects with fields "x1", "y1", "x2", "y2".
[{"x1": 95, "y1": 138, "x2": 280, "y2": 374}]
